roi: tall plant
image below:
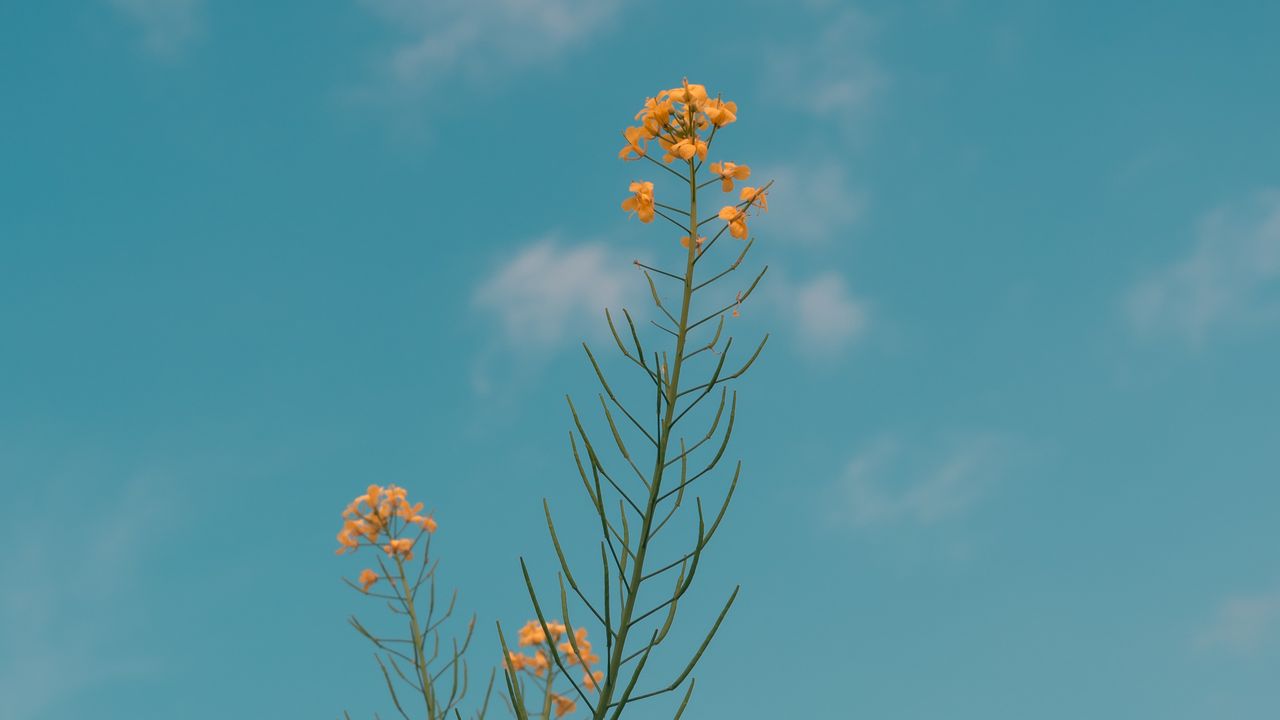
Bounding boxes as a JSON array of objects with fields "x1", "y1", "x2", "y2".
[
  {"x1": 336, "y1": 484, "x2": 493, "y2": 720},
  {"x1": 498, "y1": 78, "x2": 772, "y2": 720}
]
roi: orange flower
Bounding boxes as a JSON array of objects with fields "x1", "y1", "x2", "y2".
[
  {"x1": 504, "y1": 651, "x2": 529, "y2": 672},
  {"x1": 354, "y1": 518, "x2": 380, "y2": 542},
  {"x1": 358, "y1": 568, "x2": 379, "y2": 592},
  {"x1": 396, "y1": 500, "x2": 424, "y2": 520},
  {"x1": 530, "y1": 650, "x2": 549, "y2": 676},
  {"x1": 518, "y1": 619, "x2": 568, "y2": 647},
  {"x1": 336, "y1": 524, "x2": 361, "y2": 554},
  {"x1": 410, "y1": 514, "x2": 437, "y2": 532},
  {"x1": 739, "y1": 185, "x2": 768, "y2": 212},
  {"x1": 621, "y1": 181, "x2": 655, "y2": 223},
  {"x1": 517, "y1": 621, "x2": 543, "y2": 646},
  {"x1": 383, "y1": 537, "x2": 414, "y2": 561},
  {"x1": 558, "y1": 627, "x2": 599, "y2": 666},
  {"x1": 667, "y1": 79, "x2": 708, "y2": 108},
  {"x1": 635, "y1": 94, "x2": 673, "y2": 129},
  {"x1": 660, "y1": 135, "x2": 707, "y2": 163},
  {"x1": 680, "y1": 234, "x2": 705, "y2": 251},
  {"x1": 719, "y1": 206, "x2": 749, "y2": 239},
  {"x1": 708, "y1": 161, "x2": 750, "y2": 192},
  {"x1": 618, "y1": 126, "x2": 649, "y2": 160},
  {"x1": 702, "y1": 97, "x2": 738, "y2": 127},
  {"x1": 583, "y1": 669, "x2": 604, "y2": 691},
  {"x1": 551, "y1": 693, "x2": 577, "y2": 718}
]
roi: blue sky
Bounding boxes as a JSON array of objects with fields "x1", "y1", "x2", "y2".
[{"x1": 3, "y1": 1, "x2": 1279, "y2": 718}]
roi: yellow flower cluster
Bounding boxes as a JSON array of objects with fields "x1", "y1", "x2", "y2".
[
  {"x1": 336, "y1": 484, "x2": 437, "y2": 592},
  {"x1": 504, "y1": 620, "x2": 605, "y2": 716},
  {"x1": 618, "y1": 78, "x2": 769, "y2": 245}
]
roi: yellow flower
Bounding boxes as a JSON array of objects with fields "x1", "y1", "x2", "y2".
[
  {"x1": 661, "y1": 136, "x2": 707, "y2": 163},
  {"x1": 558, "y1": 627, "x2": 599, "y2": 666},
  {"x1": 702, "y1": 97, "x2": 738, "y2": 127},
  {"x1": 708, "y1": 161, "x2": 750, "y2": 192},
  {"x1": 680, "y1": 234, "x2": 705, "y2": 251},
  {"x1": 552, "y1": 693, "x2": 577, "y2": 718},
  {"x1": 383, "y1": 537, "x2": 414, "y2": 561},
  {"x1": 504, "y1": 651, "x2": 529, "y2": 672},
  {"x1": 355, "y1": 518, "x2": 380, "y2": 542},
  {"x1": 335, "y1": 532, "x2": 358, "y2": 554},
  {"x1": 635, "y1": 93, "x2": 673, "y2": 127},
  {"x1": 618, "y1": 126, "x2": 648, "y2": 160},
  {"x1": 739, "y1": 185, "x2": 768, "y2": 212},
  {"x1": 530, "y1": 650, "x2": 549, "y2": 676},
  {"x1": 718, "y1": 206, "x2": 749, "y2": 239},
  {"x1": 358, "y1": 568, "x2": 379, "y2": 592},
  {"x1": 667, "y1": 79, "x2": 708, "y2": 108},
  {"x1": 621, "y1": 181, "x2": 655, "y2": 223}
]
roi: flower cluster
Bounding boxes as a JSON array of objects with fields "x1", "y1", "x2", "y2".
[
  {"x1": 336, "y1": 484, "x2": 437, "y2": 592},
  {"x1": 618, "y1": 78, "x2": 769, "y2": 247},
  {"x1": 504, "y1": 620, "x2": 604, "y2": 717}
]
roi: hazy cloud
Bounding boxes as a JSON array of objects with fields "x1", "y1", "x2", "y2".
[
  {"x1": 357, "y1": 0, "x2": 621, "y2": 96},
  {"x1": 1127, "y1": 190, "x2": 1280, "y2": 344},
  {"x1": 108, "y1": 0, "x2": 204, "y2": 56},
  {"x1": 769, "y1": 271, "x2": 870, "y2": 356},
  {"x1": 1198, "y1": 587, "x2": 1280, "y2": 653},
  {"x1": 761, "y1": 7, "x2": 887, "y2": 127},
  {"x1": 828, "y1": 433, "x2": 1008, "y2": 529},
  {"x1": 754, "y1": 161, "x2": 866, "y2": 244},
  {"x1": 0, "y1": 475, "x2": 177, "y2": 718},
  {"x1": 473, "y1": 236, "x2": 643, "y2": 350}
]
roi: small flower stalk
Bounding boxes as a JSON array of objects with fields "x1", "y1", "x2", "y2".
[
  {"x1": 499, "y1": 620, "x2": 605, "y2": 718},
  {"x1": 338, "y1": 484, "x2": 493, "y2": 720},
  {"x1": 504, "y1": 78, "x2": 772, "y2": 719}
]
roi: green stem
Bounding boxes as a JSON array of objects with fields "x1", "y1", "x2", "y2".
[
  {"x1": 540, "y1": 662, "x2": 557, "y2": 720},
  {"x1": 398, "y1": 556, "x2": 438, "y2": 720},
  {"x1": 596, "y1": 157, "x2": 701, "y2": 720}
]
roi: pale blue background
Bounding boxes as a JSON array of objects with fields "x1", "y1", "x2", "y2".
[{"x1": 3, "y1": 1, "x2": 1279, "y2": 718}]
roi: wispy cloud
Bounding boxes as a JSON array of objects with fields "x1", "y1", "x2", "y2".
[
  {"x1": 472, "y1": 235, "x2": 643, "y2": 351},
  {"x1": 0, "y1": 475, "x2": 177, "y2": 718},
  {"x1": 754, "y1": 161, "x2": 866, "y2": 245},
  {"x1": 1126, "y1": 189, "x2": 1280, "y2": 344},
  {"x1": 108, "y1": 0, "x2": 205, "y2": 56},
  {"x1": 826, "y1": 433, "x2": 1009, "y2": 530},
  {"x1": 356, "y1": 0, "x2": 621, "y2": 97},
  {"x1": 1198, "y1": 587, "x2": 1280, "y2": 653},
  {"x1": 769, "y1": 270, "x2": 870, "y2": 357},
  {"x1": 760, "y1": 7, "x2": 887, "y2": 129}
]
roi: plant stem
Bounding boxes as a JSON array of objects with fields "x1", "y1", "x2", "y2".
[
  {"x1": 596, "y1": 157, "x2": 700, "y2": 720},
  {"x1": 398, "y1": 557, "x2": 438, "y2": 720}
]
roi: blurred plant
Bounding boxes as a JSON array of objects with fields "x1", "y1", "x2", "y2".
[
  {"x1": 499, "y1": 78, "x2": 771, "y2": 719},
  {"x1": 498, "y1": 620, "x2": 605, "y2": 718},
  {"x1": 337, "y1": 483, "x2": 494, "y2": 720}
]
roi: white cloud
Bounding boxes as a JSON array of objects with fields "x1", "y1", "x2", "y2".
[
  {"x1": 772, "y1": 271, "x2": 869, "y2": 356},
  {"x1": 1198, "y1": 587, "x2": 1280, "y2": 653},
  {"x1": 828, "y1": 434, "x2": 1007, "y2": 529},
  {"x1": 1126, "y1": 190, "x2": 1280, "y2": 344},
  {"x1": 0, "y1": 475, "x2": 175, "y2": 718},
  {"x1": 357, "y1": 0, "x2": 621, "y2": 95},
  {"x1": 109, "y1": 0, "x2": 204, "y2": 56},
  {"x1": 473, "y1": 236, "x2": 643, "y2": 350},
  {"x1": 761, "y1": 7, "x2": 887, "y2": 127},
  {"x1": 754, "y1": 161, "x2": 865, "y2": 244}
]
